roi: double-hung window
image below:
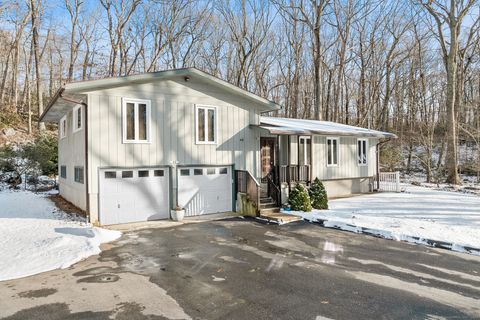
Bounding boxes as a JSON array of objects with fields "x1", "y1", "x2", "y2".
[
  {"x1": 196, "y1": 105, "x2": 216, "y2": 144},
  {"x1": 326, "y1": 137, "x2": 339, "y2": 166},
  {"x1": 357, "y1": 139, "x2": 368, "y2": 165},
  {"x1": 59, "y1": 116, "x2": 67, "y2": 139},
  {"x1": 122, "y1": 98, "x2": 151, "y2": 143},
  {"x1": 298, "y1": 136, "x2": 311, "y2": 166},
  {"x1": 73, "y1": 105, "x2": 83, "y2": 132}
]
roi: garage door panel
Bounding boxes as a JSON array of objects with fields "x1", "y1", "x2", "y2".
[
  {"x1": 99, "y1": 168, "x2": 170, "y2": 225},
  {"x1": 178, "y1": 166, "x2": 232, "y2": 216}
]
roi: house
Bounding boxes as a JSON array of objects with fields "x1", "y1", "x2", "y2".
[{"x1": 40, "y1": 68, "x2": 396, "y2": 225}]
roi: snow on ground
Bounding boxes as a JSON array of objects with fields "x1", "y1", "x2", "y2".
[
  {"x1": 402, "y1": 172, "x2": 480, "y2": 196},
  {"x1": 285, "y1": 185, "x2": 480, "y2": 255},
  {"x1": 0, "y1": 189, "x2": 121, "y2": 281}
]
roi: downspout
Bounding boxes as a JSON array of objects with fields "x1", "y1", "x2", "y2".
[
  {"x1": 58, "y1": 92, "x2": 90, "y2": 223},
  {"x1": 376, "y1": 138, "x2": 392, "y2": 191}
]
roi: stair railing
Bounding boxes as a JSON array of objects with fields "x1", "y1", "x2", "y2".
[
  {"x1": 266, "y1": 172, "x2": 281, "y2": 207},
  {"x1": 235, "y1": 170, "x2": 261, "y2": 213}
]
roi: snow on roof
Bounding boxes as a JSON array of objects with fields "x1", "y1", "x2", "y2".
[{"x1": 260, "y1": 117, "x2": 397, "y2": 138}]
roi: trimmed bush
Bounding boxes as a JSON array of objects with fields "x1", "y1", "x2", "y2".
[
  {"x1": 309, "y1": 178, "x2": 328, "y2": 209},
  {"x1": 288, "y1": 183, "x2": 312, "y2": 212}
]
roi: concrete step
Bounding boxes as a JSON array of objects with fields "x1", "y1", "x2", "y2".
[
  {"x1": 259, "y1": 207, "x2": 280, "y2": 215},
  {"x1": 260, "y1": 197, "x2": 274, "y2": 204},
  {"x1": 260, "y1": 211, "x2": 303, "y2": 224},
  {"x1": 259, "y1": 202, "x2": 277, "y2": 209}
]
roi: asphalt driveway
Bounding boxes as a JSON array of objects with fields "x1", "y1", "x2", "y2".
[{"x1": 1, "y1": 218, "x2": 480, "y2": 319}]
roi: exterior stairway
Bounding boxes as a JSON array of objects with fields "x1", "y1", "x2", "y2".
[{"x1": 258, "y1": 183, "x2": 302, "y2": 224}]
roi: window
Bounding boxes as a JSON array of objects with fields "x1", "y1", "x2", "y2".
[
  {"x1": 105, "y1": 171, "x2": 116, "y2": 179},
  {"x1": 60, "y1": 165, "x2": 67, "y2": 179},
  {"x1": 74, "y1": 166, "x2": 84, "y2": 184},
  {"x1": 196, "y1": 105, "x2": 216, "y2": 144},
  {"x1": 357, "y1": 139, "x2": 368, "y2": 165},
  {"x1": 122, "y1": 171, "x2": 133, "y2": 178},
  {"x1": 59, "y1": 116, "x2": 67, "y2": 139},
  {"x1": 180, "y1": 169, "x2": 190, "y2": 176},
  {"x1": 219, "y1": 167, "x2": 228, "y2": 174},
  {"x1": 194, "y1": 169, "x2": 203, "y2": 175},
  {"x1": 122, "y1": 98, "x2": 151, "y2": 143},
  {"x1": 299, "y1": 136, "x2": 311, "y2": 166},
  {"x1": 326, "y1": 137, "x2": 339, "y2": 166},
  {"x1": 73, "y1": 105, "x2": 83, "y2": 132},
  {"x1": 138, "y1": 170, "x2": 149, "y2": 177},
  {"x1": 154, "y1": 170, "x2": 164, "y2": 177},
  {"x1": 206, "y1": 168, "x2": 215, "y2": 175}
]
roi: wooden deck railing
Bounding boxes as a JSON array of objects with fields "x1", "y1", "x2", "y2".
[{"x1": 277, "y1": 165, "x2": 310, "y2": 184}]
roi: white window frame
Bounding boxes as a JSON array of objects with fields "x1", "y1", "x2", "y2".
[
  {"x1": 72, "y1": 105, "x2": 83, "y2": 133},
  {"x1": 298, "y1": 136, "x2": 311, "y2": 165},
  {"x1": 326, "y1": 137, "x2": 339, "y2": 167},
  {"x1": 122, "y1": 98, "x2": 151, "y2": 144},
  {"x1": 59, "y1": 115, "x2": 67, "y2": 139},
  {"x1": 195, "y1": 104, "x2": 217, "y2": 145},
  {"x1": 357, "y1": 138, "x2": 368, "y2": 166}
]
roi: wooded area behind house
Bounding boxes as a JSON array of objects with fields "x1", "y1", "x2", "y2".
[{"x1": 0, "y1": 0, "x2": 479, "y2": 183}]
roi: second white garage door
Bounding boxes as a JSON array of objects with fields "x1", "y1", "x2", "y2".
[
  {"x1": 99, "y1": 168, "x2": 170, "y2": 225},
  {"x1": 177, "y1": 166, "x2": 232, "y2": 216}
]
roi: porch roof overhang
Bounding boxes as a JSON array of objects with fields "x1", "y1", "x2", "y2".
[{"x1": 259, "y1": 117, "x2": 397, "y2": 139}]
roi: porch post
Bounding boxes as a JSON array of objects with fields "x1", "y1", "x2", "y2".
[
  {"x1": 310, "y1": 135, "x2": 313, "y2": 184},
  {"x1": 287, "y1": 135, "x2": 291, "y2": 192}
]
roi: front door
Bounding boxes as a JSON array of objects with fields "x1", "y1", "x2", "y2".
[{"x1": 260, "y1": 137, "x2": 276, "y2": 180}]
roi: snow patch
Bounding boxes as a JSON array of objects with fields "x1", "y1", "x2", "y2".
[
  {"x1": 285, "y1": 185, "x2": 480, "y2": 255},
  {"x1": 0, "y1": 189, "x2": 121, "y2": 281}
]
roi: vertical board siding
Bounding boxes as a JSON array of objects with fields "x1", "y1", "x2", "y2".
[
  {"x1": 86, "y1": 79, "x2": 261, "y2": 220},
  {"x1": 310, "y1": 136, "x2": 379, "y2": 180},
  {"x1": 58, "y1": 107, "x2": 86, "y2": 210}
]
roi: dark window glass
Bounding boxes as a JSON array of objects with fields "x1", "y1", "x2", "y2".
[
  {"x1": 333, "y1": 139, "x2": 338, "y2": 165},
  {"x1": 219, "y1": 168, "x2": 228, "y2": 174},
  {"x1": 138, "y1": 170, "x2": 149, "y2": 177},
  {"x1": 74, "y1": 167, "x2": 84, "y2": 184},
  {"x1": 76, "y1": 107, "x2": 82, "y2": 129},
  {"x1": 105, "y1": 171, "x2": 116, "y2": 179},
  {"x1": 122, "y1": 171, "x2": 133, "y2": 178},
  {"x1": 126, "y1": 102, "x2": 135, "y2": 140},
  {"x1": 306, "y1": 138, "x2": 311, "y2": 165},
  {"x1": 208, "y1": 109, "x2": 215, "y2": 142},
  {"x1": 180, "y1": 169, "x2": 190, "y2": 176},
  {"x1": 154, "y1": 170, "x2": 164, "y2": 177},
  {"x1": 198, "y1": 108, "x2": 205, "y2": 142},
  {"x1": 207, "y1": 168, "x2": 215, "y2": 175},
  {"x1": 358, "y1": 140, "x2": 362, "y2": 164},
  {"x1": 327, "y1": 139, "x2": 332, "y2": 165},
  {"x1": 299, "y1": 138, "x2": 305, "y2": 166},
  {"x1": 60, "y1": 165, "x2": 67, "y2": 179},
  {"x1": 194, "y1": 169, "x2": 203, "y2": 175},
  {"x1": 138, "y1": 103, "x2": 147, "y2": 140}
]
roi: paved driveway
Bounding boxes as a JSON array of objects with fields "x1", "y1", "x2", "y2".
[{"x1": 1, "y1": 218, "x2": 480, "y2": 319}]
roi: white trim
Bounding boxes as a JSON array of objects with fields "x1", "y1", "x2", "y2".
[
  {"x1": 59, "y1": 115, "x2": 67, "y2": 139},
  {"x1": 357, "y1": 138, "x2": 368, "y2": 166},
  {"x1": 122, "y1": 98, "x2": 151, "y2": 144},
  {"x1": 72, "y1": 105, "x2": 83, "y2": 133},
  {"x1": 195, "y1": 104, "x2": 217, "y2": 145},
  {"x1": 326, "y1": 137, "x2": 339, "y2": 167}
]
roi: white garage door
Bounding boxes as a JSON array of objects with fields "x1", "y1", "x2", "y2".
[
  {"x1": 177, "y1": 166, "x2": 232, "y2": 216},
  {"x1": 99, "y1": 168, "x2": 169, "y2": 225}
]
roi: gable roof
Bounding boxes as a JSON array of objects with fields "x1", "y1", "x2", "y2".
[
  {"x1": 259, "y1": 117, "x2": 397, "y2": 139},
  {"x1": 40, "y1": 68, "x2": 281, "y2": 122}
]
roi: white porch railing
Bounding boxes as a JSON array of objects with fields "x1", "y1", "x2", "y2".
[{"x1": 375, "y1": 171, "x2": 401, "y2": 193}]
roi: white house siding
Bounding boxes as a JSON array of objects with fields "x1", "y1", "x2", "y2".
[
  {"x1": 311, "y1": 136, "x2": 378, "y2": 180},
  {"x1": 85, "y1": 78, "x2": 263, "y2": 223},
  {"x1": 58, "y1": 108, "x2": 86, "y2": 210}
]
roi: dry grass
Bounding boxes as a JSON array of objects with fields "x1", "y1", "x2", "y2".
[{"x1": 48, "y1": 194, "x2": 87, "y2": 218}]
